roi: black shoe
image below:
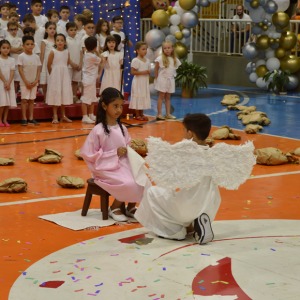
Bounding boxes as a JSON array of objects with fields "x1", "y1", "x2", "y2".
[
  {"x1": 28, "y1": 119, "x2": 40, "y2": 125},
  {"x1": 157, "y1": 235, "x2": 185, "y2": 241},
  {"x1": 193, "y1": 213, "x2": 214, "y2": 245},
  {"x1": 21, "y1": 120, "x2": 27, "y2": 126}
]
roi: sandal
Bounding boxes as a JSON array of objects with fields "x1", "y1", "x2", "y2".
[
  {"x1": 141, "y1": 115, "x2": 149, "y2": 121},
  {"x1": 135, "y1": 115, "x2": 143, "y2": 121},
  {"x1": 3, "y1": 121, "x2": 10, "y2": 127},
  {"x1": 61, "y1": 116, "x2": 73, "y2": 123},
  {"x1": 52, "y1": 118, "x2": 59, "y2": 124}
]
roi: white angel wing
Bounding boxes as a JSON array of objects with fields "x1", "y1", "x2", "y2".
[{"x1": 145, "y1": 137, "x2": 256, "y2": 190}]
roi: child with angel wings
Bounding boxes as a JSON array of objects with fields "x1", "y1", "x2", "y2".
[{"x1": 126, "y1": 113, "x2": 256, "y2": 244}]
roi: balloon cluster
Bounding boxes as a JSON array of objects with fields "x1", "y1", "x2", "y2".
[{"x1": 243, "y1": 0, "x2": 300, "y2": 90}]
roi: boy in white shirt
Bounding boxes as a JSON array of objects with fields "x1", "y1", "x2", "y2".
[
  {"x1": 66, "y1": 22, "x2": 83, "y2": 104},
  {"x1": 0, "y1": 3, "x2": 10, "y2": 32},
  {"x1": 2, "y1": 12, "x2": 23, "y2": 39},
  {"x1": 81, "y1": 19, "x2": 100, "y2": 54},
  {"x1": 57, "y1": 6, "x2": 70, "y2": 37},
  {"x1": 81, "y1": 37, "x2": 101, "y2": 124},
  {"x1": 74, "y1": 14, "x2": 87, "y2": 41},
  {"x1": 6, "y1": 21, "x2": 23, "y2": 99},
  {"x1": 18, "y1": 36, "x2": 42, "y2": 126},
  {"x1": 22, "y1": 13, "x2": 45, "y2": 55},
  {"x1": 46, "y1": 9, "x2": 63, "y2": 35},
  {"x1": 23, "y1": 27, "x2": 41, "y2": 55},
  {"x1": 30, "y1": 0, "x2": 48, "y2": 28},
  {"x1": 110, "y1": 16, "x2": 133, "y2": 53}
]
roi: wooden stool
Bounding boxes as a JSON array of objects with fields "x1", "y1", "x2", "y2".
[{"x1": 82, "y1": 178, "x2": 125, "y2": 220}]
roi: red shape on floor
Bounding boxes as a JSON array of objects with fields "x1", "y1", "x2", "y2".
[
  {"x1": 192, "y1": 257, "x2": 251, "y2": 299},
  {"x1": 118, "y1": 233, "x2": 147, "y2": 244},
  {"x1": 39, "y1": 281, "x2": 65, "y2": 288}
]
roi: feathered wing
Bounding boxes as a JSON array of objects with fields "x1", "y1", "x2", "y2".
[{"x1": 145, "y1": 137, "x2": 256, "y2": 190}]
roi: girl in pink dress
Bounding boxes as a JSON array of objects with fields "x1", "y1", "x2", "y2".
[{"x1": 80, "y1": 87, "x2": 144, "y2": 222}]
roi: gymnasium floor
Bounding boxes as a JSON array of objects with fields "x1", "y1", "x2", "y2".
[{"x1": 1, "y1": 84, "x2": 300, "y2": 300}]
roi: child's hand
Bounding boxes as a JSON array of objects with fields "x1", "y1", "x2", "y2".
[
  {"x1": 31, "y1": 80, "x2": 38, "y2": 87},
  {"x1": 4, "y1": 82, "x2": 8, "y2": 90},
  {"x1": 147, "y1": 70, "x2": 151, "y2": 75},
  {"x1": 72, "y1": 64, "x2": 78, "y2": 70},
  {"x1": 77, "y1": 64, "x2": 82, "y2": 71},
  {"x1": 121, "y1": 39, "x2": 125, "y2": 44},
  {"x1": 25, "y1": 80, "x2": 32, "y2": 89},
  {"x1": 117, "y1": 147, "x2": 127, "y2": 157}
]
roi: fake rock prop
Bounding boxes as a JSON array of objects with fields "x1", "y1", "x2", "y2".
[
  {"x1": 254, "y1": 148, "x2": 288, "y2": 165},
  {"x1": 245, "y1": 124, "x2": 263, "y2": 134},
  {"x1": 212, "y1": 126, "x2": 241, "y2": 140},
  {"x1": 221, "y1": 95, "x2": 240, "y2": 106},
  {"x1": 290, "y1": 147, "x2": 300, "y2": 156},
  {"x1": 238, "y1": 111, "x2": 271, "y2": 126},
  {"x1": 227, "y1": 105, "x2": 257, "y2": 112},
  {"x1": 29, "y1": 149, "x2": 64, "y2": 164},
  {"x1": 131, "y1": 139, "x2": 148, "y2": 156},
  {"x1": 205, "y1": 137, "x2": 215, "y2": 147},
  {"x1": 0, "y1": 178, "x2": 27, "y2": 193},
  {"x1": 56, "y1": 176, "x2": 85, "y2": 189},
  {"x1": 0, "y1": 158, "x2": 15, "y2": 166},
  {"x1": 74, "y1": 149, "x2": 83, "y2": 160}
]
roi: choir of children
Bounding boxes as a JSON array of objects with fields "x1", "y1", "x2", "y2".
[{"x1": 0, "y1": 0, "x2": 178, "y2": 126}]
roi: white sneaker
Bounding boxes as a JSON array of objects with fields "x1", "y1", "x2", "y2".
[
  {"x1": 108, "y1": 207, "x2": 128, "y2": 222},
  {"x1": 89, "y1": 114, "x2": 96, "y2": 121},
  {"x1": 82, "y1": 116, "x2": 95, "y2": 124},
  {"x1": 125, "y1": 207, "x2": 136, "y2": 219}
]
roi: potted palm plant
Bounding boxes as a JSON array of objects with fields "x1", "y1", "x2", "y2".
[
  {"x1": 175, "y1": 59, "x2": 208, "y2": 98},
  {"x1": 263, "y1": 69, "x2": 290, "y2": 95}
]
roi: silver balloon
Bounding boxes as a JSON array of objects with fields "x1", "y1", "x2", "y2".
[
  {"x1": 182, "y1": 28, "x2": 191, "y2": 38},
  {"x1": 256, "y1": 77, "x2": 267, "y2": 88},
  {"x1": 276, "y1": 28, "x2": 283, "y2": 33},
  {"x1": 267, "y1": 22, "x2": 272, "y2": 27},
  {"x1": 249, "y1": 7, "x2": 266, "y2": 23},
  {"x1": 249, "y1": 72, "x2": 259, "y2": 83},
  {"x1": 257, "y1": 49, "x2": 265, "y2": 59},
  {"x1": 251, "y1": 67, "x2": 257, "y2": 72},
  {"x1": 258, "y1": 0, "x2": 266, "y2": 6},
  {"x1": 180, "y1": 11, "x2": 199, "y2": 29},
  {"x1": 245, "y1": 0, "x2": 252, "y2": 2},
  {"x1": 273, "y1": 0, "x2": 289, "y2": 11},
  {"x1": 196, "y1": 0, "x2": 201, "y2": 5},
  {"x1": 285, "y1": 75, "x2": 299, "y2": 90},
  {"x1": 150, "y1": 83, "x2": 158, "y2": 95},
  {"x1": 252, "y1": 24, "x2": 263, "y2": 35},
  {"x1": 165, "y1": 34, "x2": 177, "y2": 44},
  {"x1": 270, "y1": 42, "x2": 279, "y2": 50},
  {"x1": 242, "y1": 42, "x2": 259, "y2": 60},
  {"x1": 184, "y1": 36, "x2": 191, "y2": 46},
  {"x1": 150, "y1": 62, "x2": 155, "y2": 77},
  {"x1": 192, "y1": 5, "x2": 200, "y2": 13},
  {"x1": 154, "y1": 46, "x2": 162, "y2": 60},
  {"x1": 263, "y1": 19, "x2": 268, "y2": 25},
  {"x1": 161, "y1": 26, "x2": 170, "y2": 36},
  {"x1": 145, "y1": 47, "x2": 155, "y2": 62},
  {"x1": 251, "y1": 62, "x2": 256, "y2": 68},
  {"x1": 265, "y1": 13, "x2": 273, "y2": 21},
  {"x1": 245, "y1": 62, "x2": 252, "y2": 74},
  {"x1": 145, "y1": 29, "x2": 165, "y2": 49},
  {"x1": 263, "y1": 1, "x2": 278, "y2": 14},
  {"x1": 199, "y1": 0, "x2": 210, "y2": 7}
]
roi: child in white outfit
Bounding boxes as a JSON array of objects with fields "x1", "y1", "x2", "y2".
[
  {"x1": 154, "y1": 40, "x2": 181, "y2": 120},
  {"x1": 129, "y1": 41, "x2": 151, "y2": 121},
  {"x1": 46, "y1": 34, "x2": 73, "y2": 124},
  {"x1": 99, "y1": 35, "x2": 123, "y2": 95},
  {"x1": 81, "y1": 37, "x2": 102, "y2": 124}
]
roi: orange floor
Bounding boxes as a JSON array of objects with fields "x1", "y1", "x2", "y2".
[{"x1": 1, "y1": 119, "x2": 300, "y2": 300}]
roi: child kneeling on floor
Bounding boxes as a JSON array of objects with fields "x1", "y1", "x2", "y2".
[
  {"x1": 134, "y1": 113, "x2": 256, "y2": 244},
  {"x1": 80, "y1": 87, "x2": 145, "y2": 222}
]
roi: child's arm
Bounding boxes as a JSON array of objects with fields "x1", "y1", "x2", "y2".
[
  {"x1": 47, "y1": 50, "x2": 54, "y2": 75},
  {"x1": 98, "y1": 58, "x2": 105, "y2": 81},
  {"x1": 31, "y1": 66, "x2": 41, "y2": 87},
  {"x1": 82, "y1": 47, "x2": 86, "y2": 54},
  {"x1": 121, "y1": 38, "x2": 133, "y2": 47},
  {"x1": 154, "y1": 61, "x2": 159, "y2": 79},
  {"x1": 0, "y1": 70, "x2": 8, "y2": 89},
  {"x1": 131, "y1": 67, "x2": 151, "y2": 76},
  {"x1": 69, "y1": 57, "x2": 77, "y2": 70},
  {"x1": 6, "y1": 69, "x2": 14, "y2": 91},
  {"x1": 18, "y1": 65, "x2": 32, "y2": 89},
  {"x1": 78, "y1": 50, "x2": 83, "y2": 71},
  {"x1": 40, "y1": 41, "x2": 46, "y2": 69},
  {"x1": 10, "y1": 46, "x2": 23, "y2": 54}
]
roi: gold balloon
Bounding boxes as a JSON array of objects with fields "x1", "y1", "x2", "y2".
[
  {"x1": 256, "y1": 65, "x2": 269, "y2": 77},
  {"x1": 279, "y1": 31, "x2": 296, "y2": 50},
  {"x1": 168, "y1": 5, "x2": 173, "y2": 11},
  {"x1": 269, "y1": 38, "x2": 275, "y2": 44},
  {"x1": 275, "y1": 38, "x2": 280, "y2": 43},
  {"x1": 166, "y1": 11, "x2": 170, "y2": 16},
  {"x1": 258, "y1": 22, "x2": 263, "y2": 28},
  {"x1": 262, "y1": 25, "x2": 268, "y2": 31},
  {"x1": 151, "y1": 10, "x2": 169, "y2": 28},
  {"x1": 280, "y1": 55, "x2": 300, "y2": 73},
  {"x1": 178, "y1": 23, "x2": 185, "y2": 30},
  {"x1": 175, "y1": 31, "x2": 184, "y2": 40},
  {"x1": 256, "y1": 35, "x2": 270, "y2": 50},
  {"x1": 250, "y1": 0, "x2": 259, "y2": 8},
  {"x1": 149, "y1": 77, "x2": 154, "y2": 83},
  {"x1": 174, "y1": 42, "x2": 188, "y2": 59},
  {"x1": 171, "y1": 8, "x2": 177, "y2": 15},
  {"x1": 272, "y1": 12, "x2": 290, "y2": 29},
  {"x1": 179, "y1": 0, "x2": 196, "y2": 10},
  {"x1": 275, "y1": 47, "x2": 286, "y2": 58}
]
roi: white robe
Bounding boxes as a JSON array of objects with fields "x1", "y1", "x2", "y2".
[{"x1": 127, "y1": 138, "x2": 256, "y2": 239}]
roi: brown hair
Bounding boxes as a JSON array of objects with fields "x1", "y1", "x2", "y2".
[
  {"x1": 8, "y1": 12, "x2": 19, "y2": 19},
  {"x1": 82, "y1": 8, "x2": 93, "y2": 20},
  {"x1": 0, "y1": 3, "x2": 10, "y2": 10},
  {"x1": 22, "y1": 13, "x2": 35, "y2": 23},
  {"x1": 7, "y1": 21, "x2": 19, "y2": 29},
  {"x1": 46, "y1": 9, "x2": 59, "y2": 19},
  {"x1": 135, "y1": 41, "x2": 147, "y2": 56},
  {"x1": 103, "y1": 35, "x2": 119, "y2": 53},
  {"x1": 96, "y1": 19, "x2": 110, "y2": 35},
  {"x1": 73, "y1": 13, "x2": 87, "y2": 23}
]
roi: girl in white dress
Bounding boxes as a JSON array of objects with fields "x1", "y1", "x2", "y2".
[
  {"x1": 0, "y1": 40, "x2": 16, "y2": 127},
  {"x1": 154, "y1": 40, "x2": 181, "y2": 120},
  {"x1": 46, "y1": 34, "x2": 73, "y2": 124},
  {"x1": 95, "y1": 19, "x2": 110, "y2": 53},
  {"x1": 129, "y1": 41, "x2": 151, "y2": 121},
  {"x1": 99, "y1": 35, "x2": 124, "y2": 95},
  {"x1": 40, "y1": 21, "x2": 56, "y2": 103}
]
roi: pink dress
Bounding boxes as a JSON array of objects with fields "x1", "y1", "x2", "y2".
[{"x1": 80, "y1": 123, "x2": 144, "y2": 203}]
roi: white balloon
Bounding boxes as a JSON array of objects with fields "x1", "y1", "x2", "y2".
[
  {"x1": 256, "y1": 77, "x2": 267, "y2": 88},
  {"x1": 174, "y1": 0, "x2": 180, "y2": 6},
  {"x1": 175, "y1": 6, "x2": 187, "y2": 16},
  {"x1": 273, "y1": 32, "x2": 281, "y2": 39},
  {"x1": 154, "y1": 46, "x2": 162, "y2": 59},
  {"x1": 249, "y1": 72, "x2": 259, "y2": 83},
  {"x1": 266, "y1": 57, "x2": 280, "y2": 71},
  {"x1": 161, "y1": 26, "x2": 170, "y2": 36},
  {"x1": 245, "y1": 62, "x2": 252, "y2": 74},
  {"x1": 145, "y1": 48, "x2": 155, "y2": 62},
  {"x1": 170, "y1": 25, "x2": 180, "y2": 35},
  {"x1": 150, "y1": 83, "x2": 158, "y2": 95},
  {"x1": 150, "y1": 62, "x2": 155, "y2": 77},
  {"x1": 265, "y1": 48, "x2": 275, "y2": 59},
  {"x1": 165, "y1": 34, "x2": 177, "y2": 44},
  {"x1": 273, "y1": 0, "x2": 290, "y2": 12},
  {"x1": 249, "y1": 7, "x2": 266, "y2": 23},
  {"x1": 170, "y1": 14, "x2": 181, "y2": 26},
  {"x1": 256, "y1": 59, "x2": 266, "y2": 68},
  {"x1": 181, "y1": 37, "x2": 187, "y2": 44},
  {"x1": 184, "y1": 36, "x2": 191, "y2": 46}
]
